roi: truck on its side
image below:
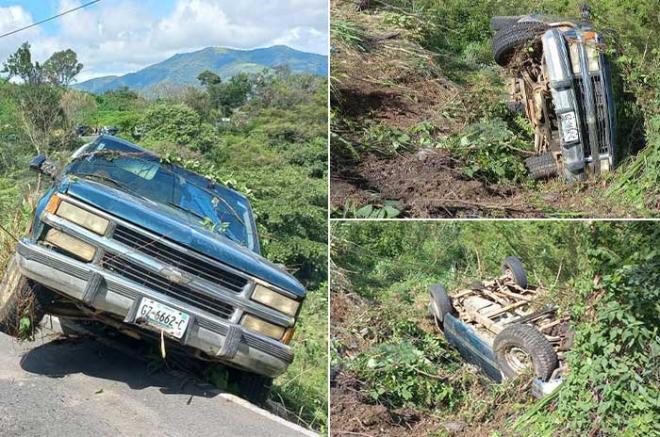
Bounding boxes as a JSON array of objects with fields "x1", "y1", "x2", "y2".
[
  {"x1": 0, "y1": 135, "x2": 305, "y2": 404},
  {"x1": 491, "y1": 7, "x2": 616, "y2": 182}
]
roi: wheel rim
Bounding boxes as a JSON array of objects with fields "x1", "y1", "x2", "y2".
[
  {"x1": 504, "y1": 346, "x2": 532, "y2": 374},
  {"x1": 503, "y1": 267, "x2": 514, "y2": 282}
]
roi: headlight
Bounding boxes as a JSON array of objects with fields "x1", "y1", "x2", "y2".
[
  {"x1": 251, "y1": 284, "x2": 300, "y2": 316},
  {"x1": 55, "y1": 201, "x2": 109, "y2": 235},
  {"x1": 241, "y1": 314, "x2": 285, "y2": 340},
  {"x1": 585, "y1": 45, "x2": 600, "y2": 72},
  {"x1": 44, "y1": 229, "x2": 96, "y2": 262},
  {"x1": 569, "y1": 43, "x2": 581, "y2": 75}
]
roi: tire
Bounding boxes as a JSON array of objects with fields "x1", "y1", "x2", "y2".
[
  {"x1": 525, "y1": 153, "x2": 558, "y2": 180},
  {"x1": 493, "y1": 324, "x2": 558, "y2": 381},
  {"x1": 563, "y1": 168, "x2": 587, "y2": 183},
  {"x1": 429, "y1": 284, "x2": 453, "y2": 324},
  {"x1": 0, "y1": 255, "x2": 46, "y2": 337},
  {"x1": 490, "y1": 16, "x2": 522, "y2": 31},
  {"x1": 238, "y1": 371, "x2": 272, "y2": 406},
  {"x1": 493, "y1": 22, "x2": 548, "y2": 66},
  {"x1": 501, "y1": 256, "x2": 528, "y2": 289},
  {"x1": 469, "y1": 281, "x2": 486, "y2": 290}
]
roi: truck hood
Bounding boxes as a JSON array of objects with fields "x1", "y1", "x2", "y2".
[{"x1": 61, "y1": 176, "x2": 306, "y2": 297}]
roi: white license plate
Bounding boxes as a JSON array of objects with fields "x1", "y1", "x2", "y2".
[
  {"x1": 136, "y1": 298, "x2": 190, "y2": 339},
  {"x1": 560, "y1": 112, "x2": 579, "y2": 143}
]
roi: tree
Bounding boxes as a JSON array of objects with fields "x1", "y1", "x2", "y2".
[
  {"x1": 197, "y1": 70, "x2": 222, "y2": 87},
  {"x1": 13, "y1": 84, "x2": 64, "y2": 153},
  {"x1": 60, "y1": 89, "x2": 97, "y2": 136},
  {"x1": 42, "y1": 49, "x2": 83, "y2": 87},
  {"x1": 2, "y1": 42, "x2": 43, "y2": 85}
]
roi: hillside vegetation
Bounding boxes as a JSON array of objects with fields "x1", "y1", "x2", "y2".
[
  {"x1": 0, "y1": 45, "x2": 327, "y2": 431},
  {"x1": 330, "y1": 0, "x2": 659, "y2": 218},
  {"x1": 331, "y1": 221, "x2": 659, "y2": 436}
]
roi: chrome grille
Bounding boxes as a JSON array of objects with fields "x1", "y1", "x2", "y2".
[
  {"x1": 574, "y1": 75, "x2": 611, "y2": 159},
  {"x1": 112, "y1": 225, "x2": 247, "y2": 293},
  {"x1": 101, "y1": 253, "x2": 235, "y2": 320}
]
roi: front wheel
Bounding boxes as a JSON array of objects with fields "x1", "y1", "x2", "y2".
[
  {"x1": 493, "y1": 324, "x2": 558, "y2": 381},
  {"x1": 238, "y1": 371, "x2": 273, "y2": 406},
  {"x1": 0, "y1": 255, "x2": 46, "y2": 337}
]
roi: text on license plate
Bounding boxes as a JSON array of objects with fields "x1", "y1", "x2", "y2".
[
  {"x1": 560, "y1": 111, "x2": 579, "y2": 143},
  {"x1": 137, "y1": 298, "x2": 190, "y2": 339}
]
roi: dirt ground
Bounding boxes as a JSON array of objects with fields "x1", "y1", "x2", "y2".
[
  {"x1": 330, "y1": 1, "x2": 633, "y2": 218},
  {"x1": 330, "y1": 291, "x2": 447, "y2": 436},
  {"x1": 331, "y1": 148, "x2": 623, "y2": 218}
]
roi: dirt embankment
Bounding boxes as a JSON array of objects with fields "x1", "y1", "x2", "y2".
[{"x1": 330, "y1": 291, "x2": 446, "y2": 436}]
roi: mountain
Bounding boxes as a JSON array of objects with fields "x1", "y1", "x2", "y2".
[{"x1": 74, "y1": 45, "x2": 327, "y2": 94}]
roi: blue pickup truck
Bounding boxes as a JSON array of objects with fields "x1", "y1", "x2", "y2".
[{"x1": 0, "y1": 135, "x2": 305, "y2": 403}]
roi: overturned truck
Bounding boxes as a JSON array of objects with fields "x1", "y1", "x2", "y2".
[
  {"x1": 492, "y1": 8, "x2": 616, "y2": 182},
  {"x1": 428, "y1": 256, "x2": 571, "y2": 397}
]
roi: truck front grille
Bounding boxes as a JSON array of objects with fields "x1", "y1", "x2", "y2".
[
  {"x1": 112, "y1": 224, "x2": 247, "y2": 293},
  {"x1": 574, "y1": 75, "x2": 612, "y2": 159},
  {"x1": 101, "y1": 253, "x2": 235, "y2": 320}
]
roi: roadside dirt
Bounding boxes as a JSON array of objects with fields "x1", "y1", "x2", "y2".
[
  {"x1": 331, "y1": 148, "x2": 621, "y2": 218},
  {"x1": 330, "y1": 291, "x2": 445, "y2": 436}
]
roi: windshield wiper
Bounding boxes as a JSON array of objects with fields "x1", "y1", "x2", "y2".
[
  {"x1": 74, "y1": 173, "x2": 127, "y2": 190},
  {"x1": 166, "y1": 202, "x2": 206, "y2": 221}
]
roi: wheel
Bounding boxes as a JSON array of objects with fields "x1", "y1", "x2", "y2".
[
  {"x1": 493, "y1": 22, "x2": 548, "y2": 66},
  {"x1": 429, "y1": 284, "x2": 453, "y2": 327},
  {"x1": 0, "y1": 255, "x2": 46, "y2": 337},
  {"x1": 501, "y1": 256, "x2": 528, "y2": 289},
  {"x1": 490, "y1": 16, "x2": 522, "y2": 31},
  {"x1": 563, "y1": 168, "x2": 587, "y2": 183},
  {"x1": 493, "y1": 324, "x2": 558, "y2": 381},
  {"x1": 525, "y1": 154, "x2": 559, "y2": 180},
  {"x1": 238, "y1": 371, "x2": 272, "y2": 406}
]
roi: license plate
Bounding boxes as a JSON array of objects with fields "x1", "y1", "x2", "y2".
[
  {"x1": 559, "y1": 112, "x2": 579, "y2": 143},
  {"x1": 136, "y1": 298, "x2": 190, "y2": 339}
]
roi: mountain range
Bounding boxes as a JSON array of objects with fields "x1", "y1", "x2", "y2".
[{"x1": 73, "y1": 45, "x2": 327, "y2": 94}]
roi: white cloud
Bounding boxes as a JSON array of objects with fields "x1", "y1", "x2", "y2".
[
  {"x1": 0, "y1": 0, "x2": 328, "y2": 81},
  {"x1": 0, "y1": 6, "x2": 40, "y2": 65}
]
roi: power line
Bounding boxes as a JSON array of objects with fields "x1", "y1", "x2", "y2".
[{"x1": 0, "y1": 0, "x2": 102, "y2": 40}]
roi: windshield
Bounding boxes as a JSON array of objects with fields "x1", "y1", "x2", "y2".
[{"x1": 67, "y1": 139, "x2": 257, "y2": 252}]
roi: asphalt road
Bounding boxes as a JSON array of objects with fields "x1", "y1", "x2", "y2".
[{"x1": 0, "y1": 318, "x2": 316, "y2": 437}]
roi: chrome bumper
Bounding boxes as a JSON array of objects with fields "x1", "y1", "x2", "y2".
[
  {"x1": 542, "y1": 28, "x2": 615, "y2": 174},
  {"x1": 16, "y1": 239, "x2": 293, "y2": 378}
]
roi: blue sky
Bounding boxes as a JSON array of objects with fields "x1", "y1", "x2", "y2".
[{"x1": 0, "y1": 0, "x2": 327, "y2": 81}]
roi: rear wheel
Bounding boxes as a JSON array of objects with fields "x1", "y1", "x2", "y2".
[
  {"x1": 490, "y1": 16, "x2": 523, "y2": 31},
  {"x1": 493, "y1": 324, "x2": 558, "y2": 381},
  {"x1": 501, "y1": 256, "x2": 528, "y2": 289},
  {"x1": 525, "y1": 153, "x2": 559, "y2": 180},
  {"x1": 493, "y1": 22, "x2": 548, "y2": 66},
  {"x1": 0, "y1": 255, "x2": 46, "y2": 337}
]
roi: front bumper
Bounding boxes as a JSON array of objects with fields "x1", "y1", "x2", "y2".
[
  {"x1": 542, "y1": 27, "x2": 615, "y2": 175},
  {"x1": 16, "y1": 239, "x2": 293, "y2": 378}
]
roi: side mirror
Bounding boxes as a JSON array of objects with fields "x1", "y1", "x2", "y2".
[{"x1": 29, "y1": 154, "x2": 59, "y2": 178}]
